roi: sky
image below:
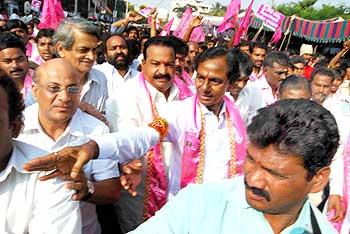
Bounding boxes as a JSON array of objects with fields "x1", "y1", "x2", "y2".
[{"x1": 127, "y1": 0, "x2": 349, "y2": 11}]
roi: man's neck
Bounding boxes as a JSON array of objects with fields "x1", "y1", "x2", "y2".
[
  {"x1": 252, "y1": 67, "x2": 261, "y2": 75},
  {"x1": 14, "y1": 78, "x2": 25, "y2": 92},
  {"x1": 81, "y1": 72, "x2": 89, "y2": 84},
  {"x1": 206, "y1": 99, "x2": 224, "y2": 119},
  {"x1": 117, "y1": 68, "x2": 128, "y2": 78},
  {"x1": 38, "y1": 114, "x2": 69, "y2": 141}
]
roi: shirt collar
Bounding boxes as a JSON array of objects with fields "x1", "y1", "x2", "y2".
[
  {"x1": 200, "y1": 101, "x2": 226, "y2": 118},
  {"x1": 87, "y1": 68, "x2": 104, "y2": 85},
  {"x1": 256, "y1": 75, "x2": 271, "y2": 90},
  {"x1": 112, "y1": 65, "x2": 138, "y2": 80},
  {"x1": 145, "y1": 78, "x2": 180, "y2": 102}
]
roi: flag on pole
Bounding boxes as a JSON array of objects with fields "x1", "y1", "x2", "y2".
[
  {"x1": 160, "y1": 17, "x2": 174, "y2": 36},
  {"x1": 217, "y1": 0, "x2": 241, "y2": 33},
  {"x1": 233, "y1": 0, "x2": 254, "y2": 46},
  {"x1": 38, "y1": 0, "x2": 64, "y2": 29},
  {"x1": 173, "y1": 8, "x2": 205, "y2": 42}
]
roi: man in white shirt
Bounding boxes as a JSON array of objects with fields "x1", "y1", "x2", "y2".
[
  {"x1": 236, "y1": 51, "x2": 289, "y2": 125},
  {"x1": 17, "y1": 58, "x2": 119, "y2": 234},
  {"x1": 0, "y1": 75, "x2": 82, "y2": 234},
  {"x1": 94, "y1": 33, "x2": 139, "y2": 132}
]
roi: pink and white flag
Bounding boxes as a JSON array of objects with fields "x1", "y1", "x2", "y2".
[
  {"x1": 38, "y1": 0, "x2": 64, "y2": 29},
  {"x1": 160, "y1": 17, "x2": 174, "y2": 36},
  {"x1": 217, "y1": 0, "x2": 241, "y2": 33},
  {"x1": 173, "y1": 8, "x2": 205, "y2": 42},
  {"x1": 233, "y1": 0, "x2": 254, "y2": 46}
]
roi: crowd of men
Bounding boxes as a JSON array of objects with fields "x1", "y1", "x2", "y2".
[{"x1": 0, "y1": 7, "x2": 350, "y2": 234}]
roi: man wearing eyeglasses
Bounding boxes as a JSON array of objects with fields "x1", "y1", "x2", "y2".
[
  {"x1": 236, "y1": 51, "x2": 289, "y2": 125},
  {"x1": 17, "y1": 58, "x2": 121, "y2": 234}
]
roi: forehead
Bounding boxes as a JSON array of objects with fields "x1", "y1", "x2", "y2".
[
  {"x1": 270, "y1": 62, "x2": 288, "y2": 70},
  {"x1": 313, "y1": 74, "x2": 333, "y2": 84},
  {"x1": 145, "y1": 45, "x2": 174, "y2": 60},
  {"x1": 0, "y1": 47, "x2": 25, "y2": 58},
  {"x1": 106, "y1": 35, "x2": 127, "y2": 47},
  {"x1": 71, "y1": 30, "x2": 98, "y2": 48},
  {"x1": 188, "y1": 43, "x2": 199, "y2": 50},
  {"x1": 10, "y1": 27, "x2": 26, "y2": 33},
  {"x1": 197, "y1": 57, "x2": 228, "y2": 76},
  {"x1": 40, "y1": 66, "x2": 80, "y2": 84},
  {"x1": 252, "y1": 47, "x2": 266, "y2": 55}
]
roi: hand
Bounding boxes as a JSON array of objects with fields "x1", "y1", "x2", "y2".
[
  {"x1": 327, "y1": 195, "x2": 345, "y2": 222},
  {"x1": 343, "y1": 40, "x2": 350, "y2": 50},
  {"x1": 190, "y1": 16, "x2": 203, "y2": 28},
  {"x1": 127, "y1": 11, "x2": 144, "y2": 23},
  {"x1": 60, "y1": 171, "x2": 89, "y2": 201},
  {"x1": 150, "y1": 8, "x2": 157, "y2": 20},
  {"x1": 23, "y1": 140, "x2": 99, "y2": 180},
  {"x1": 79, "y1": 102, "x2": 108, "y2": 125},
  {"x1": 120, "y1": 159, "x2": 143, "y2": 196}
]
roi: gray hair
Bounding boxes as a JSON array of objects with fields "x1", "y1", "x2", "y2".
[{"x1": 53, "y1": 18, "x2": 99, "y2": 50}]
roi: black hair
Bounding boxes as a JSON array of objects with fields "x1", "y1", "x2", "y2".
[
  {"x1": 229, "y1": 48, "x2": 253, "y2": 78},
  {"x1": 199, "y1": 42, "x2": 208, "y2": 52},
  {"x1": 127, "y1": 39, "x2": 140, "y2": 61},
  {"x1": 0, "y1": 32, "x2": 26, "y2": 53},
  {"x1": 102, "y1": 33, "x2": 129, "y2": 53},
  {"x1": 168, "y1": 36, "x2": 188, "y2": 57},
  {"x1": 143, "y1": 36, "x2": 175, "y2": 61},
  {"x1": 239, "y1": 40, "x2": 250, "y2": 48},
  {"x1": 263, "y1": 51, "x2": 289, "y2": 68},
  {"x1": 5, "y1": 19, "x2": 28, "y2": 33},
  {"x1": 249, "y1": 42, "x2": 268, "y2": 54},
  {"x1": 126, "y1": 26, "x2": 139, "y2": 35},
  {"x1": 248, "y1": 99, "x2": 339, "y2": 180},
  {"x1": 36, "y1": 28, "x2": 55, "y2": 42},
  {"x1": 279, "y1": 75, "x2": 311, "y2": 98},
  {"x1": 195, "y1": 46, "x2": 240, "y2": 84},
  {"x1": 310, "y1": 67, "x2": 335, "y2": 82},
  {"x1": 334, "y1": 67, "x2": 345, "y2": 80},
  {"x1": 289, "y1": 55, "x2": 305, "y2": 66},
  {"x1": 0, "y1": 76, "x2": 24, "y2": 123}
]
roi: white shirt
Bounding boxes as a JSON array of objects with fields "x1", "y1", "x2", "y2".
[
  {"x1": 161, "y1": 99, "x2": 243, "y2": 199},
  {"x1": 94, "y1": 62, "x2": 139, "y2": 132},
  {"x1": 17, "y1": 103, "x2": 118, "y2": 234},
  {"x1": 236, "y1": 76, "x2": 278, "y2": 125},
  {"x1": 0, "y1": 141, "x2": 82, "y2": 234}
]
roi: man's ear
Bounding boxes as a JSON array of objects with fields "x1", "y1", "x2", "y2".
[
  {"x1": 309, "y1": 167, "x2": 330, "y2": 193},
  {"x1": 56, "y1": 42, "x2": 66, "y2": 58}
]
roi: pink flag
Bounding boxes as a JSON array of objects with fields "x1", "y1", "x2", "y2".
[
  {"x1": 233, "y1": 0, "x2": 254, "y2": 46},
  {"x1": 38, "y1": 0, "x2": 64, "y2": 30},
  {"x1": 269, "y1": 25, "x2": 282, "y2": 45},
  {"x1": 173, "y1": 8, "x2": 205, "y2": 42},
  {"x1": 160, "y1": 17, "x2": 174, "y2": 36},
  {"x1": 217, "y1": 0, "x2": 241, "y2": 33}
]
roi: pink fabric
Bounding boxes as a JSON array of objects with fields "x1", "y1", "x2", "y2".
[
  {"x1": 138, "y1": 73, "x2": 168, "y2": 219},
  {"x1": 233, "y1": 0, "x2": 254, "y2": 46},
  {"x1": 38, "y1": 0, "x2": 64, "y2": 30},
  {"x1": 180, "y1": 95, "x2": 247, "y2": 188},
  {"x1": 21, "y1": 69, "x2": 34, "y2": 97},
  {"x1": 159, "y1": 17, "x2": 174, "y2": 36},
  {"x1": 182, "y1": 70, "x2": 194, "y2": 86},
  {"x1": 217, "y1": 0, "x2": 241, "y2": 33},
  {"x1": 255, "y1": 75, "x2": 278, "y2": 105},
  {"x1": 26, "y1": 42, "x2": 33, "y2": 58},
  {"x1": 269, "y1": 18, "x2": 283, "y2": 45},
  {"x1": 173, "y1": 8, "x2": 205, "y2": 42},
  {"x1": 249, "y1": 69, "x2": 264, "y2": 82},
  {"x1": 173, "y1": 75, "x2": 193, "y2": 100}
]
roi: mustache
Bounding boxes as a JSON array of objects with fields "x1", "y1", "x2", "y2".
[
  {"x1": 10, "y1": 68, "x2": 24, "y2": 73},
  {"x1": 153, "y1": 73, "x2": 171, "y2": 80},
  {"x1": 244, "y1": 179, "x2": 271, "y2": 202}
]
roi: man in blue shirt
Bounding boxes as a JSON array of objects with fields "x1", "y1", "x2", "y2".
[{"x1": 129, "y1": 99, "x2": 339, "y2": 234}]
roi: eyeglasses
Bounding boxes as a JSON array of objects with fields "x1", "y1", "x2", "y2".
[{"x1": 35, "y1": 82, "x2": 81, "y2": 95}]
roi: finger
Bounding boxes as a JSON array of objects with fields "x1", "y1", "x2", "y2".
[
  {"x1": 70, "y1": 155, "x2": 89, "y2": 179},
  {"x1": 23, "y1": 153, "x2": 58, "y2": 171},
  {"x1": 65, "y1": 182, "x2": 84, "y2": 191},
  {"x1": 39, "y1": 170, "x2": 62, "y2": 181}
]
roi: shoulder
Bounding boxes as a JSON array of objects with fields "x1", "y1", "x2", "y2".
[
  {"x1": 89, "y1": 68, "x2": 108, "y2": 86},
  {"x1": 76, "y1": 109, "x2": 109, "y2": 134}
]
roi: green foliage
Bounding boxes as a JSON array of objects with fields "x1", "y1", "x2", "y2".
[
  {"x1": 173, "y1": 4, "x2": 197, "y2": 18},
  {"x1": 275, "y1": 0, "x2": 350, "y2": 20},
  {"x1": 210, "y1": 2, "x2": 227, "y2": 16}
]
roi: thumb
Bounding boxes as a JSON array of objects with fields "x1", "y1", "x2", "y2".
[{"x1": 70, "y1": 156, "x2": 88, "y2": 179}]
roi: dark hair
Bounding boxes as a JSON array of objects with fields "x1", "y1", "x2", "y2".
[
  {"x1": 5, "y1": 19, "x2": 28, "y2": 33},
  {"x1": 249, "y1": 42, "x2": 268, "y2": 54},
  {"x1": 279, "y1": 75, "x2": 311, "y2": 98},
  {"x1": 334, "y1": 67, "x2": 345, "y2": 80},
  {"x1": 199, "y1": 42, "x2": 208, "y2": 52},
  {"x1": 239, "y1": 40, "x2": 250, "y2": 48},
  {"x1": 0, "y1": 32, "x2": 26, "y2": 53},
  {"x1": 195, "y1": 47, "x2": 240, "y2": 84},
  {"x1": 248, "y1": 99, "x2": 339, "y2": 179},
  {"x1": 143, "y1": 36, "x2": 175, "y2": 61},
  {"x1": 229, "y1": 48, "x2": 253, "y2": 78},
  {"x1": 263, "y1": 51, "x2": 289, "y2": 68},
  {"x1": 0, "y1": 76, "x2": 24, "y2": 123},
  {"x1": 126, "y1": 26, "x2": 139, "y2": 35},
  {"x1": 289, "y1": 55, "x2": 305, "y2": 66},
  {"x1": 127, "y1": 39, "x2": 140, "y2": 61},
  {"x1": 310, "y1": 67, "x2": 335, "y2": 82},
  {"x1": 102, "y1": 33, "x2": 129, "y2": 53},
  {"x1": 36, "y1": 28, "x2": 55, "y2": 42},
  {"x1": 168, "y1": 36, "x2": 188, "y2": 57}
]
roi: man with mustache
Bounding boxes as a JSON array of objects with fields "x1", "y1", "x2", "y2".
[
  {"x1": 236, "y1": 51, "x2": 288, "y2": 125},
  {"x1": 129, "y1": 99, "x2": 339, "y2": 234},
  {"x1": 0, "y1": 32, "x2": 33, "y2": 97}
]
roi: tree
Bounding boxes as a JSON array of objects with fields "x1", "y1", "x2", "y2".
[
  {"x1": 275, "y1": 0, "x2": 350, "y2": 20},
  {"x1": 210, "y1": 2, "x2": 227, "y2": 16}
]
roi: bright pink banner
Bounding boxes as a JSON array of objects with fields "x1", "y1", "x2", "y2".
[
  {"x1": 160, "y1": 17, "x2": 174, "y2": 36},
  {"x1": 233, "y1": 0, "x2": 254, "y2": 46},
  {"x1": 38, "y1": 0, "x2": 64, "y2": 30},
  {"x1": 173, "y1": 8, "x2": 205, "y2": 42},
  {"x1": 217, "y1": 0, "x2": 240, "y2": 33},
  {"x1": 256, "y1": 4, "x2": 285, "y2": 31}
]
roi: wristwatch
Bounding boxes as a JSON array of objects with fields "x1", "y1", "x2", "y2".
[{"x1": 82, "y1": 181, "x2": 95, "y2": 201}]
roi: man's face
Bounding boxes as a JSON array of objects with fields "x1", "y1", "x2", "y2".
[
  {"x1": 250, "y1": 47, "x2": 266, "y2": 69},
  {"x1": 207, "y1": 41, "x2": 215, "y2": 48},
  {"x1": 33, "y1": 66, "x2": 81, "y2": 124},
  {"x1": 240, "y1": 45, "x2": 250, "y2": 55},
  {"x1": 331, "y1": 76, "x2": 343, "y2": 93},
  {"x1": 57, "y1": 30, "x2": 98, "y2": 75},
  {"x1": 292, "y1": 63, "x2": 305, "y2": 76},
  {"x1": 142, "y1": 45, "x2": 175, "y2": 94},
  {"x1": 195, "y1": 56, "x2": 229, "y2": 111},
  {"x1": 128, "y1": 29, "x2": 138, "y2": 40},
  {"x1": 37, "y1": 36, "x2": 55, "y2": 61},
  {"x1": 244, "y1": 144, "x2": 318, "y2": 215},
  {"x1": 264, "y1": 62, "x2": 288, "y2": 90},
  {"x1": 311, "y1": 74, "x2": 333, "y2": 104},
  {"x1": 302, "y1": 53, "x2": 312, "y2": 64},
  {"x1": 0, "y1": 48, "x2": 28, "y2": 81},
  {"x1": 280, "y1": 88, "x2": 311, "y2": 100},
  {"x1": 10, "y1": 27, "x2": 29, "y2": 45},
  {"x1": 175, "y1": 53, "x2": 186, "y2": 76},
  {"x1": 187, "y1": 43, "x2": 199, "y2": 63},
  {"x1": 0, "y1": 86, "x2": 14, "y2": 164},
  {"x1": 105, "y1": 35, "x2": 129, "y2": 71},
  {"x1": 229, "y1": 76, "x2": 249, "y2": 99}
]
